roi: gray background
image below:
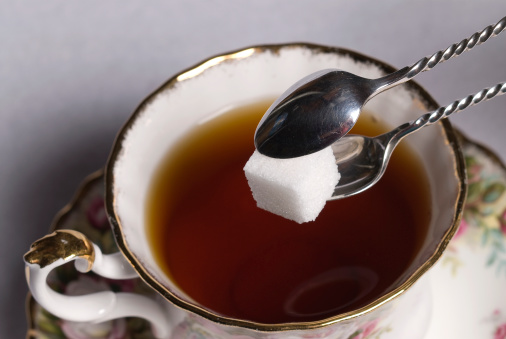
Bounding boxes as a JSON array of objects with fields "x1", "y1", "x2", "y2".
[{"x1": 1, "y1": 1, "x2": 506, "y2": 337}]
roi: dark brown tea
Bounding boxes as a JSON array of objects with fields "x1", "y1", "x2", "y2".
[{"x1": 147, "y1": 100, "x2": 431, "y2": 324}]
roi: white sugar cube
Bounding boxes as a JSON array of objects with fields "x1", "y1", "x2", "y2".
[{"x1": 243, "y1": 147, "x2": 340, "y2": 224}]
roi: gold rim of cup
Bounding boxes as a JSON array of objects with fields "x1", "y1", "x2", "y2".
[{"x1": 104, "y1": 43, "x2": 467, "y2": 332}]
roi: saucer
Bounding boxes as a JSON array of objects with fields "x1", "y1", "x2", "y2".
[
  {"x1": 26, "y1": 132, "x2": 506, "y2": 339},
  {"x1": 424, "y1": 131, "x2": 506, "y2": 339}
]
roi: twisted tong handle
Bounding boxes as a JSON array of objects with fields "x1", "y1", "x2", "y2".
[
  {"x1": 386, "y1": 82, "x2": 506, "y2": 145},
  {"x1": 376, "y1": 16, "x2": 506, "y2": 91}
]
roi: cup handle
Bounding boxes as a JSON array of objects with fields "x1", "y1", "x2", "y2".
[{"x1": 24, "y1": 229, "x2": 170, "y2": 338}]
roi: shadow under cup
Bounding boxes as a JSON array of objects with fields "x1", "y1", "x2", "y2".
[{"x1": 105, "y1": 44, "x2": 466, "y2": 332}]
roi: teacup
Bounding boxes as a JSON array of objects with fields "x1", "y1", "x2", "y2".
[{"x1": 24, "y1": 43, "x2": 466, "y2": 339}]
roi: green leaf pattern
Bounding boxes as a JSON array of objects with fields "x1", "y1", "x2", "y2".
[
  {"x1": 26, "y1": 174, "x2": 155, "y2": 339},
  {"x1": 28, "y1": 133, "x2": 506, "y2": 338},
  {"x1": 444, "y1": 137, "x2": 506, "y2": 276}
]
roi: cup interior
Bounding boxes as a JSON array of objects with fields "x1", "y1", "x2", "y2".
[{"x1": 105, "y1": 44, "x2": 466, "y2": 329}]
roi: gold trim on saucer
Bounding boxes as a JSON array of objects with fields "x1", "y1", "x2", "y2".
[
  {"x1": 25, "y1": 170, "x2": 104, "y2": 339},
  {"x1": 456, "y1": 129, "x2": 506, "y2": 172},
  {"x1": 24, "y1": 230, "x2": 95, "y2": 271},
  {"x1": 104, "y1": 43, "x2": 467, "y2": 332},
  {"x1": 23, "y1": 170, "x2": 103, "y2": 271}
]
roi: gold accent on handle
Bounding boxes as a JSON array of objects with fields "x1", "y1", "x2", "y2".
[{"x1": 24, "y1": 230, "x2": 95, "y2": 271}]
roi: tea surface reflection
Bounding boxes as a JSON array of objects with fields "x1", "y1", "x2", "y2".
[{"x1": 147, "y1": 100, "x2": 431, "y2": 324}]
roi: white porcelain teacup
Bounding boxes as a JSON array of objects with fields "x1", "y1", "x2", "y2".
[{"x1": 25, "y1": 43, "x2": 466, "y2": 339}]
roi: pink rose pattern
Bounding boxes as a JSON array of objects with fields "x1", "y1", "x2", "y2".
[
  {"x1": 453, "y1": 218, "x2": 469, "y2": 240},
  {"x1": 27, "y1": 174, "x2": 391, "y2": 339},
  {"x1": 348, "y1": 319, "x2": 381, "y2": 339},
  {"x1": 488, "y1": 309, "x2": 506, "y2": 339},
  {"x1": 446, "y1": 137, "x2": 506, "y2": 276},
  {"x1": 496, "y1": 324, "x2": 506, "y2": 339},
  {"x1": 86, "y1": 196, "x2": 109, "y2": 230},
  {"x1": 27, "y1": 174, "x2": 154, "y2": 339},
  {"x1": 60, "y1": 276, "x2": 128, "y2": 339},
  {"x1": 27, "y1": 134, "x2": 506, "y2": 338}
]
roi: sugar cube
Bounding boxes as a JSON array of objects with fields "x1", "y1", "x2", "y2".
[{"x1": 243, "y1": 147, "x2": 340, "y2": 223}]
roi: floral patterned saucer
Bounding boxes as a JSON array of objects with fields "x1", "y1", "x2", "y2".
[{"x1": 26, "y1": 132, "x2": 506, "y2": 339}]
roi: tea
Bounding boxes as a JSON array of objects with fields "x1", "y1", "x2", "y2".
[{"x1": 146, "y1": 100, "x2": 431, "y2": 324}]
